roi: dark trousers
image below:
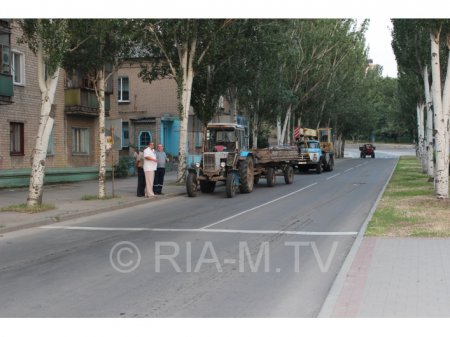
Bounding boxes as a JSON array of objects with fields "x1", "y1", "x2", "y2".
[
  {"x1": 153, "y1": 167, "x2": 165, "y2": 194},
  {"x1": 137, "y1": 167, "x2": 146, "y2": 196}
]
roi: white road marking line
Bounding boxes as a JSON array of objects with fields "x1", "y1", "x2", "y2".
[
  {"x1": 344, "y1": 167, "x2": 354, "y2": 173},
  {"x1": 40, "y1": 225, "x2": 357, "y2": 236},
  {"x1": 326, "y1": 173, "x2": 341, "y2": 180},
  {"x1": 42, "y1": 226, "x2": 147, "y2": 231},
  {"x1": 201, "y1": 182, "x2": 318, "y2": 229}
]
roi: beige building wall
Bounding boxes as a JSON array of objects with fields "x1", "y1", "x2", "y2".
[
  {"x1": 0, "y1": 21, "x2": 121, "y2": 171},
  {"x1": 0, "y1": 21, "x2": 65, "y2": 170},
  {"x1": 117, "y1": 62, "x2": 178, "y2": 118},
  {"x1": 117, "y1": 61, "x2": 179, "y2": 151}
]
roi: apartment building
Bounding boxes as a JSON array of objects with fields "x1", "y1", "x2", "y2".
[
  {"x1": 117, "y1": 60, "x2": 204, "y2": 165},
  {"x1": 0, "y1": 20, "x2": 120, "y2": 187},
  {"x1": 0, "y1": 20, "x2": 210, "y2": 188}
]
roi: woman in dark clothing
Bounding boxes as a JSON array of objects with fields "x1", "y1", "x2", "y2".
[{"x1": 135, "y1": 149, "x2": 146, "y2": 197}]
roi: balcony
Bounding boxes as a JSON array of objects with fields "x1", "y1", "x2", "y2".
[
  {"x1": 65, "y1": 88, "x2": 110, "y2": 117},
  {"x1": 0, "y1": 73, "x2": 13, "y2": 104}
]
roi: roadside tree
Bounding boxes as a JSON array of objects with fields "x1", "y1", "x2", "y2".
[{"x1": 18, "y1": 19, "x2": 71, "y2": 207}]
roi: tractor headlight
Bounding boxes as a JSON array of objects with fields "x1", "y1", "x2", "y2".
[
  {"x1": 195, "y1": 162, "x2": 200, "y2": 168},
  {"x1": 220, "y1": 162, "x2": 226, "y2": 168}
]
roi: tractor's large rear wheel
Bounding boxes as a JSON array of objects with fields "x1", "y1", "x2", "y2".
[{"x1": 239, "y1": 157, "x2": 254, "y2": 193}]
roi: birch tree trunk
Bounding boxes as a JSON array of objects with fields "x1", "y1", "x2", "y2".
[
  {"x1": 416, "y1": 103, "x2": 426, "y2": 172},
  {"x1": 335, "y1": 133, "x2": 342, "y2": 158},
  {"x1": 287, "y1": 112, "x2": 291, "y2": 145},
  {"x1": 225, "y1": 86, "x2": 238, "y2": 121},
  {"x1": 252, "y1": 110, "x2": 258, "y2": 149},
  {"x1": 176, "y1": 39, "x2": 196, "y2": 182},
  {"x1": 97, "y1": 68, "x2": 107, "y2": 198},
  {"x1": 430, "y1": 31, "x2": 449, "y2": 198},
  {"x1": 441, "y1": 42, "x2": 450, "y2": 186},
  {"x1": 276, "y1": 116, "x2": 281, "y2": 145},
  {"x1": 27, "y1": 48, "x2": 59, "y2": 207},
  {"x1": 424, "y1": 65, "x2": 434, "y2": 177},
  {"x1": 280, "y1": 104, "x2": 292, "y2": 145}
]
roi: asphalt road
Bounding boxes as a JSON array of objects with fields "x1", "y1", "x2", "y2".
[
  {"x1": 0, "y1": 157, "x2": 397, "y2": 317},
  {"x1": 345, "y1": 143, "x2": 415, "y2": 158}
]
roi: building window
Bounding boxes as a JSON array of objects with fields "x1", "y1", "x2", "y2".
[
  {"x1": 10, "y1": 122, "x2": 24, "y2": 156},
  {"x1": 47, "y1": 127, "x2": 54, "y2": 156},
  {"x1": 122, "y1": 121, "x2": 129, "y2": 148},
  {"x1": 72, "y1": 127, "x2": 90, "y2": 155},
  {"x1": 138, "y1": 131, "x2": 152, "y2": 150},
  {"x1": 11, "y1": 50, "x2": 24, "y2": 85},
  {"x1": 118, "y1": 76, "x2": 129, "y2": 102}
]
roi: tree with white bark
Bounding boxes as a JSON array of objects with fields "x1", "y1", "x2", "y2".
[
  {"x1": 137, "y1": 19, "x2": 233, "y2": 182},
  {"x1": 392, "y1": 20, "x2": 435, "y2": 177},
  {"x1": 424, "y1": 65, "x2": 434, "y2": 177},
  {"x1": 18, "y1": 19, "x2": 71, "y2": 207},
  {"x1": 392, "y1": 19, "x2": 450, "y2": 198},
  {"x1": 202, "y1": 20, "x2": 287, "y2": 148},
  {"x1": 428, "y1": 23, "x2": 450, "y2": 198},
  {"x1": 63, "y1": 19, "x2": 134, "y2": 198},
  {"x1": 276, "y1": 19, "x2": 368, "y2": 145}
]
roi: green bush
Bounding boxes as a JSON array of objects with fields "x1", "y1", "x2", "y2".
[{"x1": 114, "y1": 156, "x2": 134, "y2": 178}]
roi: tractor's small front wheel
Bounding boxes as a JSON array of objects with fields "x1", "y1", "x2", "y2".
[
  {"x1": 186, "y1": 172, "x2": 198, "y2": 197},
  {"x1": 226, "y1": 173, "x2": 237, "y2": 198}
]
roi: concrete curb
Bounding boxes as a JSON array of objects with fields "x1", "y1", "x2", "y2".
[
  {"x1": 317, "y1": 157, "x2": 399, "y2": 317},
  {"x1": 0, "y1": 191, "x2": 186, "y2": 235}
]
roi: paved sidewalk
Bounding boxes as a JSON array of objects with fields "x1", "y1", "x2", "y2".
[
  {"x1": 326, "y1": 236, "x2": 450, "y2": 317},
  {"x1": 0, "y1": 171, "x2": 186, "y2": 234}
]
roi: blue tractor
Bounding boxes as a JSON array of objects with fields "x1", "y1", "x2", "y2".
[{"x1": 186, "y1": 122, "x2": 254, "y2": 198}]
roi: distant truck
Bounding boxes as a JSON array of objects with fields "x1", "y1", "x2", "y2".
[
  {"x1": 359, "y1": 143, "x2": 376, "y2": 158},
  {"x1": 186, "y1": 122, "x2": 299, "y2": 198},
  {"x1": 296, "y1": 127, "x2": 334, "y2": 173}
]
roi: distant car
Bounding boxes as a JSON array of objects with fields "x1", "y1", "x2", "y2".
[{"x1": 359, "y1": 143, "x2": 376, "y2": 158}]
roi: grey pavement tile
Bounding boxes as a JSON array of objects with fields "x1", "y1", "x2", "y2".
[{"x1": 357, "y1": 238, "x2": 450, "y2": 317}]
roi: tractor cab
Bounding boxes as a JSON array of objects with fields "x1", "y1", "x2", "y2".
[
  {"x1": 205, "y1": 123, "x2": 248, "y2": 153},
  {"x1": 198, "y1": 123, "x2": 248, "y2": 176}
]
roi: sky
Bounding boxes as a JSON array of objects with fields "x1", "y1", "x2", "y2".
[{"x1": 365, "y1": 18, "x2": 397, "y2": 78}]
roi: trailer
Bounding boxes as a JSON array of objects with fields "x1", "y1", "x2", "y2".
[{"x1": 253, "y1": 147, "x2": 299, "y2": 186}]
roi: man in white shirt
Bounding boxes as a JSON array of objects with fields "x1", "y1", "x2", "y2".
[{"x1": 143, "y1": 142, "x2": 157, "y2": 197}]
